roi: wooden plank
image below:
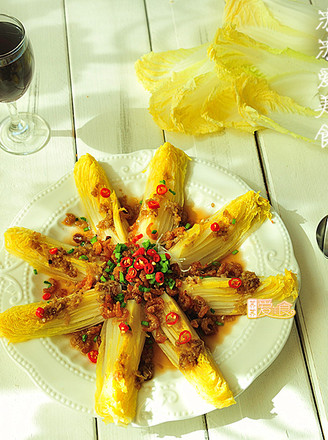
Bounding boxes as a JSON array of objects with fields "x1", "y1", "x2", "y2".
[
  {"x1": 255, "y1": 0, "x2": 327, "y2": 435},
  {"x1": 64, "y1": 0, "x2": 163, "y2": 159},
  {"x1": 0, "y1": 1, "x2": 95, "y2": 439}
]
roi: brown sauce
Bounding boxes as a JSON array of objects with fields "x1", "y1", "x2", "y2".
[
  {"x1": 183, "y1": 202, "x2": 209, "y2": 225},
  {"x1": 202, "y1": 316, "x2": 240, "y2": 352},
  {"x1": 153, "y1": 343, "x2": 176, "y2": 376}
]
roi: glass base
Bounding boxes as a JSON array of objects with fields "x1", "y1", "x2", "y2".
[{"x1": 0, "y1": 113, "x2": 50, "y2": 155}]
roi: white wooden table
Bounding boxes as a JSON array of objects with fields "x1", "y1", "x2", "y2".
[{"x1": 0, "y1": 1, "x2": 327, "y2": 439}]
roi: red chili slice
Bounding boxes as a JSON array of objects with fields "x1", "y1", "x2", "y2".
[
  {"x1": 144, "y1": 263, "x2": 154, "y2": 274},
  {"x1": 100, "y1": 188, "x2": 111, "y2": 198},
  {"x1": 152, "y1": 253, "x2": 160, "y2": 263},
  {"x1": 165, "y1": 312, "x2": 179, "y2": 326},
  {"x1": 119, "y1": 322, "x2": 130, "y2": 334},
  {"x1": 49, "y1": 248, "x2": 58, "y2": 255},
  {"x1": 87, "y1": 350, "x2": 98, "y2": 363},
  {"x1": 120, "y1": 256, "x2": 133, "y2": 268},
  {"x1": 42, "y1": 292, "x2": 51, "y2": 301},
  {"x1": 146, "y1": 249, "x2": 157, "y2": 257},
  {"x1": 155, "y1": 271, "x2": 164, "y2": 284},
  {"x1": 132, "y1": 247, "x2": 145, "y2": 257},
  {"x1": 156, "y1": 184, "x2": 168, "y2": 195},
  {"x1": 134, "y1": 256, "x2": 148, "y2": 270},
  {"x1": 147, "y1": 200, "x2": 160, "y2": 210},
  {"x1": 165, "y1": 253, "x2": 171, "y2": 260},
  {"x1": 178, "y1": 330, "x2": 191, "y2": 344},
  {"x1": 35, "y1": 307, "x2": 44, "y2": 318},
  {"x1": 210, "y1": 222, "x2": 220, "y2": 232},
  {"x1": 126, "y1": 267, "x2": 137, "y2": 279},
  {"x1": 132, "y1": 233, "x2": 143, "y2": 244},
  {"x1": 228, "y1": 277, "x2": 242, "y2": 289}
]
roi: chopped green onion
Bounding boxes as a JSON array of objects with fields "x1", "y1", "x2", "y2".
[
  {"x1": 185, "y1": 223, "x2": 191, "y2": 230},
  {"x1": 142, "y1": 239, "x2": 152, "y2": 250},
  {"x1": 139, "y1": 200, "x2": 143, "y2": 205},
  {"x1": 167, "y1": 278, "x2": 175, "y2": 289},
  {"x1": 82, "y1": 334, "x2": 87, "y2": 342},
  {"x1": 80, "y1": 241, "x2": 85, "y2": 246},
  {"x1": 121, "y1": 302, "x2": 126, "y2": 308},
  {"x1": 216, "y1": 321, "x2": 224, "y2": 326},
  {"x1": 151, "y1": 230, "x2": 157, "y2": 234},
  {"x1": 93, "y1": 336, "x2": 98, "y2": 342},
  {"x1": 67, "y1": 248, "x2": 74, "y2": 254},
  {"x1": 80, "y1": 217, "x2": 87, "y2": 222},
  {"x1": 100, "y1": 275, "x2": 107, "y2": 283},
  {"x1": 79, "y1": 255, "x2": 89, "y2": 260},
  {"x1": 109, "y1": 275, "x2": 115, "y2": 281},
  {"x1": 169, "y1": 189, "x2": 176, "y2": 195},
  {"x1": 114, "y1": 243, "x2": 128, "y2": 253},
  {"x1": 232, "y1": 218, "x2": 236, "y2": 225},
  {"x1": 210, "y1": 308, "x2": 216, "y2": 314},
  {"x1": 84, "y1": 227, "x2": 90, "y2": 232},
  {"x1": 160, "y1": 179, "x2": 166, "y2": 184},
  {"x1": 33, "y1": 269, "x2": 38, "y2": 275},
  {"x1": 146, "y1": 273, "x2": 155, "y2": 280},
  {"x1": 141, "y1": 321, "x2": 149, "y2": 327},
  {"x1": 232, "y1": 250, "x2": 239, "y2": 255},
  {"x1": 139, "y1": 286, "x2": 151, "y2": 293},
  {"x1": 119, "y1": 271, "x2": 125, "y2": 283},
  {"x1": 107, "y1": 261, "x2": 116, "y2": 272},
  {"x1": 44, "y1": 280, "x2": 52, "y2": 286},
  {"x1": 90, "y1": 236, "x2": 98, "y2": 244},
  {"x1": 160, "y1": 260, "x2": 170, "y2": 273}
]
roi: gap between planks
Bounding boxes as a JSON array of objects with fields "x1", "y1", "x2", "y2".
[{"x1": 254, "y1": 132, "x2": 326, "y2": 440}]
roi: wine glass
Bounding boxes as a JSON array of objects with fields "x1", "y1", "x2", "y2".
[{"x1": 0, "y1": 14, "x2": 50, "y2": 155}]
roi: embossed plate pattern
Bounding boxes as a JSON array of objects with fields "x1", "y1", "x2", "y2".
[{"x1": 0, "y1": 150, "x2": 299, "y2": 426}]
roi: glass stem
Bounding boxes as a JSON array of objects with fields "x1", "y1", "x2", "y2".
[{"x1": 7, "y1": 102, "x2": 28, "y2": 136}]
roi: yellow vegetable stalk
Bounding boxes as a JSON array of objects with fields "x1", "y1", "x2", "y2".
[
  {"x1": 168, "y1": 191, "x2": 271, "y2": 269},
  {"x1": 180, "y1": 269, "x2": 298, "y2": 315},
  {"x1": 0, "y1": 289, "x2": 104, "y2": 343},
  {"x1": 74, "y1": 153, "x2": 129, "y2": 243},
  {"x1": 133, "y1": 143, "x2": 190, "y2": 244},
  {"x1": 148, "y1": 293, "x2": 235, "y2": 409},
  {"x1": 95, "y1": 300, "x2": 146, "y2": 426},
  {"x1": 4, "y1": 227, "x2": 92, "y2": 281}
]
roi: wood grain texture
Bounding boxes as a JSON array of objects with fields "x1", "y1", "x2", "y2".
[{"x1": 64, "y1": 0, "x2": 164, "y2": 158}]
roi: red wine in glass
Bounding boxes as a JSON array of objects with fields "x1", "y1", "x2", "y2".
[
  {"x1": 0, "y1": 21, "x2": 34, "y2": 103},
  {"x1": 0, "y1": 15, "x2": 50, "y2": 155}
]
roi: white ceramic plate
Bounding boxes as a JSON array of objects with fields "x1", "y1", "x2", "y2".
[{"x1": 0, "y1": 150, "x2": 299, "y2": 426}]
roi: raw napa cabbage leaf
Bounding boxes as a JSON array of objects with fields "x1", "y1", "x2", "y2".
[
  {"x1": 135, "y1": 0, "x2": 328, "y2": 143},
  {"x1": 223, "y1": 0, "x2": 325, "y2": 56},
  {"x1": 235, "y1": 73, "x2": 327, "y2": 143}
]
